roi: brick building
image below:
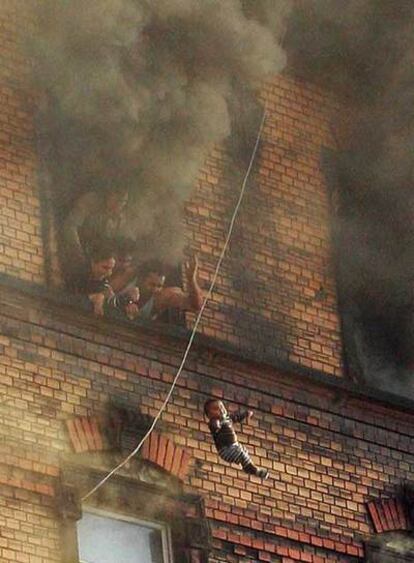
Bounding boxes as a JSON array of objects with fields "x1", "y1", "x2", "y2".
[{"x1": 1, "y1": 2, "x2": 414, "y2": 562}]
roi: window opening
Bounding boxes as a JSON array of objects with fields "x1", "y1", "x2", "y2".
[
  {"x1": 77, "y1": 508, "x2": 172, "y2": 563},
  {"x1": 365, "y1": 532, "x2": 414, "y2": 562}
]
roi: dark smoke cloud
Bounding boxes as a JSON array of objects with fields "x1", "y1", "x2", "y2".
[
  {"x1": 287, "y1": 1, "x2": 414, "y2": 392},
  {"x1": 27, "y1": 1, "x2": 414, "y2": 393},
  {"x1": 28, "y1": 0, "x2": 289, "y2": 262}
]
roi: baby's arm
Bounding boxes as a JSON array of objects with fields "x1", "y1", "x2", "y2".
[{"x1": 230, "y1": 410, "x2": 254, "y2": 424}]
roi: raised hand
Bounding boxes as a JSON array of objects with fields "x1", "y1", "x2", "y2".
[{"x1": 185, "y1": 254, "x2": 199, "y2": 282}]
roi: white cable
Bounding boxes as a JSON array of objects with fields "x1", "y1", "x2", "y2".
[{"x1": 82, "y1": 108, "x2": 267, "y2": 501}]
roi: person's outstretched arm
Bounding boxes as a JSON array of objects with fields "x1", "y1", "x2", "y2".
[
  {"x1": 184, "y1": 255, "x2": 203, "y2": 311},
  {"x1": 155, "y1": 255, "x2": 203, "y2": 313}
]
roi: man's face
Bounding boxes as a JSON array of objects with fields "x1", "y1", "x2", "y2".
[
  {"x1": 117, "y1": 253, "x2": 133, "y2": 272},
  {"x1": 91, "y1": 257, "x2": 116, "y2": 280},
  {"x1": 106, "y1": 191, "x2": 128, "y2": 215},
  {"x1": 206, "y1": 401, "x2": 227, "y2": 419},
  {"x1": 142, "y1": 272, "x2": 165, "y2": 295}
]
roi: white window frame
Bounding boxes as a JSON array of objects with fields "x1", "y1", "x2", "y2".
[{"x1": 78, "y1": 507, "x2": 173, "y2": 563}]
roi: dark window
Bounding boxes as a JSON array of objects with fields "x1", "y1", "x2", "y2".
[{"x1": 321, "y1": 147, "x2": 414, "y2": 395}]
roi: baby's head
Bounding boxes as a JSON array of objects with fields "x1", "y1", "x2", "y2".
[{"x1": 204, "y1": 399, "x2": 227, "y2": 419}]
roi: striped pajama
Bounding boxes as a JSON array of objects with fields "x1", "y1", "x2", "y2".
[{"x1": 218, "y1": 442, "x2": 252, "y2": 469}]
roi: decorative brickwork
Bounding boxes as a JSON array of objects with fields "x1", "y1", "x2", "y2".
[
  {"x1": 141, "y1": 432, "x2": 192, "y2": 481},
  {"x1": 66, "y1": 416, "x2": 106, "y2": 453},
  {"x1": 367, "y1": 497, "x2": 410, "y2": 534},
  {"x1": 66, "y1": 414, "x2": 192, "y2": 480}
]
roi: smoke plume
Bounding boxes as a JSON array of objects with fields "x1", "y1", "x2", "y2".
[
  {"x1": 27, "y1": 1, "x2": 414, "y2": 392},
  {"x1": 287, "y1": 1, "x2": 414, "y2": 392},
  {"x1": 28, "y1": 0, "x2": 289, "y2": 262}
]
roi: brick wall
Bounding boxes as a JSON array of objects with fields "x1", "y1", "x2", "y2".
[
  {"x1": 186, "y1": 75, "x2": 343, "y2": 376},
  {"x1": 0, "y1": 286, "x2": 413, "y2": 562},
  {"x1": 0, "y1": 2, "x2": 45, "y2": 284},
  {"x1": 0, "y1": 485, "x2": 60, "y2": 563}
]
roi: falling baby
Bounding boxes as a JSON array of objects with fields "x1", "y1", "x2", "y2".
[{"x1": 204, "y1": 399, "x2": 269, "y2": 480}]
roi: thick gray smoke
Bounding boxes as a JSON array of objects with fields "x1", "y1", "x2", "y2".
[
  {"x1": 28, "y1": 1, "x2": 414, "y2": 392},
  {"x1": 28, "y1": 0, "x2": 289, "y2": 262},
  {"x1": 287, "y1": 1, "x2": 414, "y2": 393}
]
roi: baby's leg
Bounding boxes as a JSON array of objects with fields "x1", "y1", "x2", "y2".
[{"x1": 238, "y1": 447, "x2": 269, "y2": 480}]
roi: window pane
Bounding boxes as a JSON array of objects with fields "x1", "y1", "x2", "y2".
[{"x1": 77, "y1": 512, "x2": 166, "y2": 563}]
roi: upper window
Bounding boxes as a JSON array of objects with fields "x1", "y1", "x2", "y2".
[
  {"x1": 77, "y1": 509, "x2": 172, "y2": 563},
  {"x1": 42, "y1": 177, "x2": 204, "y2": 328}
]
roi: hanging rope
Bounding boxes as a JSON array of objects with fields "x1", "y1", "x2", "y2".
[{"x1": 82, "y1": 108, "x2": 267, "y2": 501}]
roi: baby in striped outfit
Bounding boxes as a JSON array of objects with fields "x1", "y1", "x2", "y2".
[{"x1": 204, "y1": 399, "x2": 269, "y2": 480}]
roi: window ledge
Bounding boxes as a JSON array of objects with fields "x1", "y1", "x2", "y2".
[{"x1": 2, "y1": 271, "x2": 414, "y2": 415}]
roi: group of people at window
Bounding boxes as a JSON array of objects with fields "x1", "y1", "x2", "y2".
[{"x1": 62, "y1": 187, "x2": 203, "y2": 322}]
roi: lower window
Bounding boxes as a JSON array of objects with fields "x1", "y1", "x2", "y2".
[
  {"x1": 59, "y1": 464, "x2": 210, "y2": 563},
  {"x1": 365, "y1": 532, "x2": 414, "y2": 562},
  {"x1": 77, "y1": 509, "x2": 172, "y2": 563}
]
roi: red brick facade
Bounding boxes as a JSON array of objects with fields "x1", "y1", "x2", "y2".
[
  {"x1": 185, "y1": 75, "x2": 343, "y2": 377},
  {"x1": 1, "y1": 288, "x2": 414, "y2": 562},
  {"x1": 1, "y1": 3, "x2": 414, "y2": 563}
]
